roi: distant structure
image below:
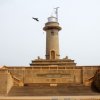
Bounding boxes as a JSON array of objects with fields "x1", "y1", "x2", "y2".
[{"x1": 0, "y1": 9, "x2": 100, "y2": 100}]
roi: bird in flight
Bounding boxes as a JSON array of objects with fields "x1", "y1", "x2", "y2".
[{"x1": 32, "y1": 17, "x2": 39, "y2": 21}]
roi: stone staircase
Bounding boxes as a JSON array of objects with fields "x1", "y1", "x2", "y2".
[{"x1": 8, "y1": 85, "x2": 99, "y2": 96}]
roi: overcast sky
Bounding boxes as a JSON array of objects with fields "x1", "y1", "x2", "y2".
[{"x1": 0, "y1": 0, "x2": 100, "y2": 66}]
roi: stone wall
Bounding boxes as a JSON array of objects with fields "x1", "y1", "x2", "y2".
[
  {"x1": 0, "y1": 69, "x2": 8, "y2": 95},
  {"x1": 25, "y1": 68, "x2": 82, "y2": 84},
  {"x1": 0, "y1": 68, "x2": 13, "y2": 95},
  {"x1": 73, "y1": 68, "x2": 82, "y2": 84},
  {"x1": 7, "y1": 72, "x2": 13, "y2": 94},
  {"x1": 81, "y1": 66, "x2": 99, "y2": 86},
  {"x1": 6, "y1": 66, "x2": 100, "y2": 86},
  {"x1": 8, "y1": 67, "x2": 24, "y2": 82},
  {"x1": 7, "y1": 66, "x2": 82, "y2": 85}
]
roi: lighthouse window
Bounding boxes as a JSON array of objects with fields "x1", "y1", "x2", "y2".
[{"x1": 51, "y1": 31, "x2": 54, "y2": 35}]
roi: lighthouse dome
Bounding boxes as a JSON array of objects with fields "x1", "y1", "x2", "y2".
[{"x1": 48, "y1": 16, "x2": 57, "y2": 22}]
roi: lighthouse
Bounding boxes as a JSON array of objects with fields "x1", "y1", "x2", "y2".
[{"x1": 43, "y1": 16, "x2": 62, "y2": 60}]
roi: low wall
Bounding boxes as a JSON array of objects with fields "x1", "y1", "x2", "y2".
[
  {"x1": 0, "y1": 69, "x2": 13, "y2": 95},
  {"x1": 0, "y1": 69, "x2": 8, "y2": 95},
  {"x1": 7, "y1": 66, "x2": 99, "y2": 86},
  {"x1": 0, "y1": 96, "x2": 100, "y2": 100},
  {"x1": 24, "y1": 68, "x2": 82, "y2": 84},
  {"x1": 7, "y1": 72, "x2": 13, "y2": 94},
  {"x1": 82, "y1": 66, "x2": 99, "y2": 85}
]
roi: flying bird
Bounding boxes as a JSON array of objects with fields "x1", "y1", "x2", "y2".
[{"x1": 32, "y1": 17, "x2": 39, "y2": 21}]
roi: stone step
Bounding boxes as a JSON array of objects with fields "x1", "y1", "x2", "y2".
[{"x1": 8, "y1": 85, "x2": 99, "y2": 96}]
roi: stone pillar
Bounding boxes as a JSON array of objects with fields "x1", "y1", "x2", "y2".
[{"x1": 43, "y1": 16, "x2": 62, "y2": 60}]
